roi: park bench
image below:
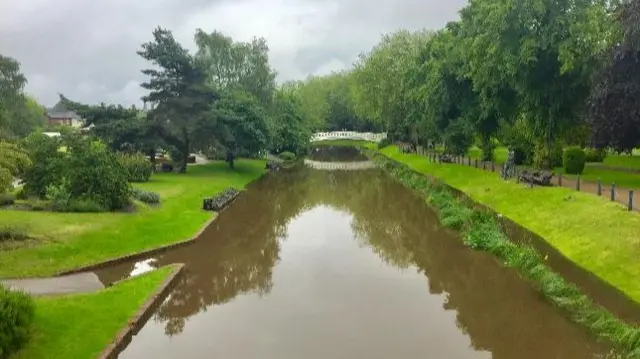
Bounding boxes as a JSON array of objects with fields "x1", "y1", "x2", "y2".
[{"x1": 519, "y1": 170, "x2": 554, "y2": 186}]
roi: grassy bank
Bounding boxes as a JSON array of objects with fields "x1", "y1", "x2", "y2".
[
  {"x1": 14, "y1": 266, "x2": 175, "y2": 359},
  {"x1": 376, "y1": 146, "x2": 640, "y2": 301},
  {"x1": 368, "y1": 149, "x2": 640, "y2": 357},
  {"x1": 0, "y1": 160, "x2": 265, "y2": 277}
]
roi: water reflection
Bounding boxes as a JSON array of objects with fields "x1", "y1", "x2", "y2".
[{"x1": 102, "y1": 164, "x2": 610, "y2": 359}]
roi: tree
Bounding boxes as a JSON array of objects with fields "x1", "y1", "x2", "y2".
[
  {"x1": 194, "y1": 30, "x2": 277, "y2": 106},
  {"x1": 60, "y1": 96, "x2": 162, "y2": 161},
  {"x1": 138, "y1": 27, "x2": 218, "y2": 173},
  {"x1": 0, "y1": 141, "x2": 30, "y2": 192},
  {"x1": 0, "y1": 56, "x2": 46, "y2": 139},
  {"x1": 458, "y1": 0, "x2": 614, "y2": 167},
  {"x1": 588, "y1": 0, "x2": 640, "y2": 153},
  {"x1": 269, "y1": 90, "x2": 311, "y2": 155}
]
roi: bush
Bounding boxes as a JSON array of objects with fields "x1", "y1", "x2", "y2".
[
  {"x1": 118, "y1": 153, "x2": 153, "y2": 183},
  {"x1": 0, "y1": 193, "x2": 15, "y2": 206},
  {"x1": 584, "y1": 148, "x2": 607, "y2": 163},
  {"x1": 278, "y1": 151, "x2": 296, "y2": 162},
  {"x1": 563, "y1": 147, "x2": 586, "y2": 174},
  {"x1": 21, "y1": 133, "x2": 65, "y2": 198},
  {"x1": 45, "y1": 181, "x2": 71, "y2": 212},
  {"x1": 378, "y1": 138, "x2": 392, "y2": 150},
  {"x1": 131, "y1": 188, "x2": 160, "y2": 205},
  {"x1": 0, "y1": 285, "x2": 35, "y2": 358},
  {"x1": 15, "y1": 188, "x2": 27, "y2": 200},
  {"x1": 65, "y1": 139, "x2": 131, "y2": 211},
  {"x1": 25, "y1": 199, "x2": 50, "y2": 211},
  {"x1": 533, "y1": 140, "x2": 564, "y2": 169},
  {"x1": 66, "y1": 198, "x2": 107, "y2": 213}
]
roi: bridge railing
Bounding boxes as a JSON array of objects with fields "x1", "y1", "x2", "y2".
[{"x1": 310, "y1": 131, "x2": 387, "y2": 143}]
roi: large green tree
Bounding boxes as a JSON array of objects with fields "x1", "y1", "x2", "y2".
[
  {"x1": 0, "y1": 141, "x2": 30, "y2": 192},
  {"x1": 588, "y1": 0, "x2": 640, "y2": 153},
  {"x1": 138, "y1": 27, "x2": 218, "y2": 173},
  {"x1": 194, "y1": 30, "x2": 277, "y2": 106}
]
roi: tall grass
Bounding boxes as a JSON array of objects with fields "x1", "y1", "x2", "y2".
[{"x1": 368, "y1": 150, "x2": 640, "y2": 358}]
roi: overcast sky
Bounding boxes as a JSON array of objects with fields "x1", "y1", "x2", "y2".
[{"x1": 0, "y1": 0, "x2": 466, "y2": 107}]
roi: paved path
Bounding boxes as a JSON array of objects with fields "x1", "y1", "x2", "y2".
[{"x1": 1, "y1": 272, "x2": 104, "y2": 296}]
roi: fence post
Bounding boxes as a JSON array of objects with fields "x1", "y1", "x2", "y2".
[
  {"x1": 597, "y1": 178, "x2": 602, "y2": 196},
  {"x1": 576, "y1": 175, "x2": 581, "y2": 191},
  {"x1": 491, "y1": 162, "x2": 495, "y2": 172},
  {"x1": 558, "y1": 170, "x2": 562, "y2": 186},
  {"x1": 482, "y1": 162, "x2": 486, "y2": 170},
  {"x1": 529, "y1": 177, "x2": 534, "y2": 188},
  {"x1": 475, "y1": 159, "x2": 478, "y2": 168},
  {"x1": 629, "y1": 190, "x2": 634, "y2": 211},
  {"x1": 516, "y1": 169, "x2": 520, "y2": 183},
  {"x1": 468, "y1": 157, "x2": 471, "y2": 166},
  {"x1": 611, "y1": 183, "x2": 616, "y2": 201}
]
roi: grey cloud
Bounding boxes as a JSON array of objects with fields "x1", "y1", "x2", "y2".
[{"x1": 0, "y1": 0, "x2": 467, "y2": 107}]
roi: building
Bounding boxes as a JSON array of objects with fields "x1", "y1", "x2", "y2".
[{"x1": 46, "y1": 100, "x2": 85, "y2": 128}]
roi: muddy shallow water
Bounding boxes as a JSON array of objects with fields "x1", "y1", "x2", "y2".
[{"x1": 98, "y1": 149, "x2": 614, "y2": 359}]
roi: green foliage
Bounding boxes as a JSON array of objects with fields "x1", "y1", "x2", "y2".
[
  {"x1": 0, "y1": 193, "x2": 15, "y2": 206},
  {"x1": 64, "y1": 138, "x2": 131, "y2": 211},
  {"x1": 131, "y1": 188, "x2": 160, "y2": 205},
  {"x1": 533, "y1": 140, "x2": 564, "y2": 169},
  {"x1": 0, "y1": 285, "x2": 35, "y2": 359},
  {"x1": 584, "y1": 147, "x2": 607, "y2": 163},
  {"x1": 66, "y1": 198, "x2": 107, "y2": 213},
  {"x1": 563, "y1": 147, "x2": 587, "y2": 174},
  {"x1": 45, "y1": 181, "x2": 71, "y2": 212},
  {"x1": 117, "y1": 152, "x2": 153, "y2": 183},
  {"x1": 0, "y1": 225, "x2": 28, "y2": 242},
  {"x1": 21, "y1": 134, "x2": 65, "y2": 198},
  {"x1": 377, "y1": 138, "x2": 392, "y2": 150},
  {"x1": 0, "y1": 141, "x2": 30, "y2": 193},
  {"x1": 268, "y1": 91, "x2": 311, "y2": 155},
  {"x1": 278, "y1": 151, "x2": 296, "y2": 162}
]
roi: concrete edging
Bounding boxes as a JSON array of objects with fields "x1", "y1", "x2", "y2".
[
  {"x1": 57, "y1": 194, "x2": 240, "y2": 276},
  {"x1": 96, "y1": 263, "x2": 186, "y2": 359}
]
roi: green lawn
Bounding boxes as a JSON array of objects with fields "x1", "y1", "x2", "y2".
[
  {"x1": 379, "y1": 145, "x2": 640, "y2": 303},
  {"x1": 14, "y1": 266, "x2": 175, "y2": 359},
  {"x1": 603, "y1": 154, "x2": 640, "y2": 171},
  {"x1": 466, "y1": 145, "x2": 509, "y2": 164},
  {"x1": 0, "y1": 160, "x2": 265, "y2": 277},
  {"x1": 557, "y1": 165, "x2": 640, "y2": 189}
]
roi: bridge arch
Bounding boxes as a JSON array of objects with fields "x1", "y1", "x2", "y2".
[{"x1": 310, "y1": 131, "x2": 387, "y2": 143}]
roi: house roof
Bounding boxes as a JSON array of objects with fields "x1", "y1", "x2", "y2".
[{"x1": 47, "y1": 100, "x2": 81, "y2": 119}]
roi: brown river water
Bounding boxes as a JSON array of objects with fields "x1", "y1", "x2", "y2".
[{"x1": 97, "y1": 147, "x2": 617, "y2": 359}]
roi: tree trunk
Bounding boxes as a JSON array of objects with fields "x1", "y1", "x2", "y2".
[{"x1": 226, "y1": 150, "x2": 235, "y2": 169}]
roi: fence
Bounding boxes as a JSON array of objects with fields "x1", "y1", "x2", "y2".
[{"x1": 409, "y1": 147, "x2": 639, "y2": 212}]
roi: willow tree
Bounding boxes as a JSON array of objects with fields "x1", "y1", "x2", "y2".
[{"x1": 0, "y1": 141, "x2": 30, "y2": 192}]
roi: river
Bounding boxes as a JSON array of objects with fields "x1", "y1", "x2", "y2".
[{"x1": 97, "y1": 146, "x2": 611, "y2": 359}]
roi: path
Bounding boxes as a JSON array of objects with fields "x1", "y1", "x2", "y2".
[
  {"x1": 1, "y1": 272, "x2": 104, "y2": 296},
  {"x1": 414, "y1": 148, "x2": 640, "y2": 211}
]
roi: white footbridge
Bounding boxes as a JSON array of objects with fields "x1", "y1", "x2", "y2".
[
  {"x1": 304, "y1": 159, "x2": 377, "y2": 171},
  {"x1": 310, "y1": 131, "x2": 387, "y2": 143}
]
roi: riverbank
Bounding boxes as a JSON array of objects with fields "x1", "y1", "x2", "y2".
[
  {"x1": 374, "y1": 147, "x2": 640, "y2": 299},
  {"x1": 13, "y1": 266, "x2": 177, "y2": 359},
  {"x1": 0, "y1": 160, "x2": 265, "y2": 277},
  {"x1": 368, "y1": 147, "x2": 640, "y2": 356}
]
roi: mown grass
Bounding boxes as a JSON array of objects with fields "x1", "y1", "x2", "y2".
[
  {"x1": 557, "y1": 166, "x2": 640, "y2": 189},
  {"x1": 13, "y1": 266, "x2": 175, "y2": 359},
  {"x1": 604, "y1": 155, "x2": 640, "y2": 171},
  {"x1": 0, "y1": 160, "x2": 265, "y2": 277},
  {"x1": 377, "y1": 146, "x2": 640, "y2": 305},
  {"x1": 369, "y1": 149, "x2": 640, "y2": 357}
]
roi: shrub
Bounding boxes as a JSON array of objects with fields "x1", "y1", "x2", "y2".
[
  {"x1": 0, "y1": 285, "x2": 35, "y2": 358},
  {"x1": 65, "y1": 140, "x2": 131, "y2": 211},
  {"x1": 15, "y1": 188, "x2": 27, "y2": 200},
  {"x1": 584, "y1": 148, "x2": 607, "y2": 163},
  {"x1": 25, "y1": 199, "x2": 50, "y2": 211},
  {"x1": 533, "y1": 140, "x2": 564, "y2": 169},
  {"x1": 66, "y1": 198, "x2": 106, "y2": 213},
  {"x1": 21, "y1": 133, "x2": 65, "y2": 198},
  {"x1": 563, "y1": 147, "x2": 586, "y2": 174},
  {"x1": 45, "y1": 181, "x2": 71, "y2": 212},
  {"x1": 0, "y1": 193, "x2": 15, "y2": 206},
  {"x1": 378, "y1": 138, "x2": 392, "y2": 150},
  {"x1": 131, "y1": 188, "x2": 160, "y2": 205},
  {"x1": 278, "y1": 151, "x2": 296, "y2": 162},
  {"x1": 118, "y1": 153, "x2": 153, "y2": 183}
]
